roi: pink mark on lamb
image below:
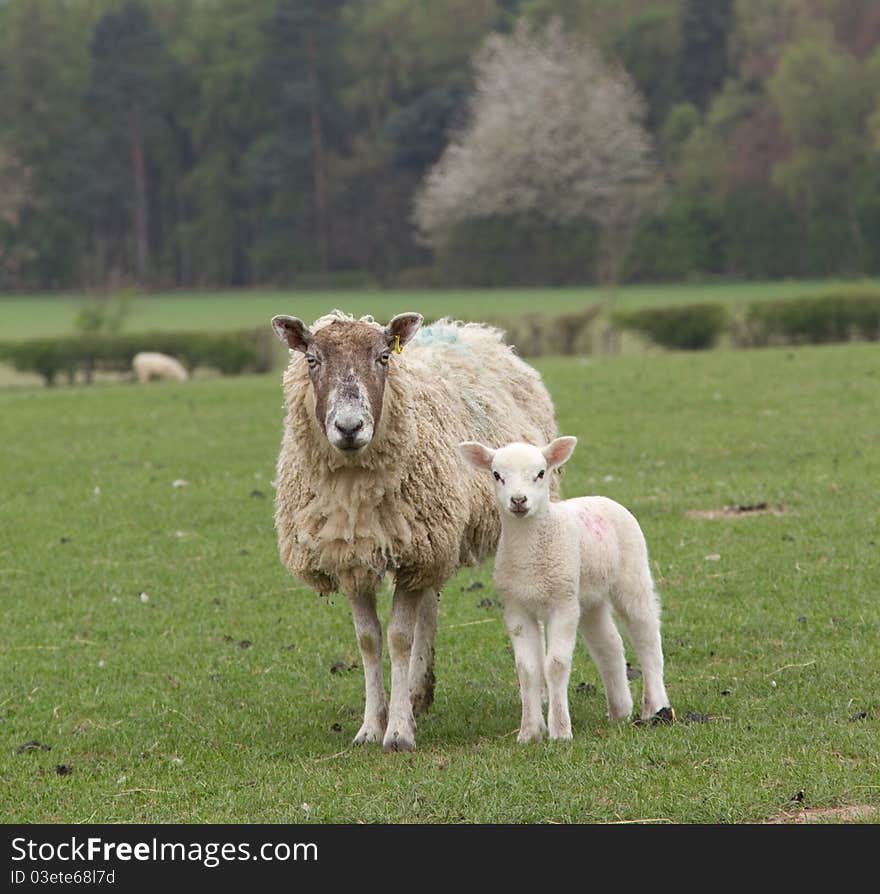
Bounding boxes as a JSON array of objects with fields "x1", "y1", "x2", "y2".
[{"x1": 575, "y1": 503, "x2": 606, "y2": 540}]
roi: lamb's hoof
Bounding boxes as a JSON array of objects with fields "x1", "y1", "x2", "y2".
[
  {"x1": 410, "y1": 672, "x2": 436, "y2": 718},
  {"x1": 383, "y1": 726, "x2": 416, "y2": 753},
  {"x1": 608, "y1": 701, "x2": 634, "y2": 722},
  {"x1": 353, "y1": 713, "x2": 387, "y2": 745},
  {"x1": 517, "y1": 724, "x2": 548, "y2": 744},
  {"x1": 548, "y1": 726, "x2": 573, "y2": 741}
]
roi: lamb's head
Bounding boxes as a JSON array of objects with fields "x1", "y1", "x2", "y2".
[
  {"x1": 459, "y1": 437, "x2": 577, "y2": 519},
  {"x1": 272, "y1": 311, "x2": 423, "y2": 454}
]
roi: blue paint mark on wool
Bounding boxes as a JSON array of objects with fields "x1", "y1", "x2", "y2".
[{"x1": 412, "y1": 325, "x2": 470, "y2": 349}]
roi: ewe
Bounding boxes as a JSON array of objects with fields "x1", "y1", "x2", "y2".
[
  {"x1": 271, "y1": 311, "x2": 557, "y2": 751},
  {"x1": 459, "y1": 437, "x2": 671, "y2": 742},
  {"x1": 132, "y1": 352, "x2": 189, "y2": 383}
]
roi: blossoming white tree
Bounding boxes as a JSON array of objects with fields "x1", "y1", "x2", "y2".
[{"x1": 415, "y1": 18, "x2": 660, "y2": 288}]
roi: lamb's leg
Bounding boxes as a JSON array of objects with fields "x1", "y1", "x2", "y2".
[
  {"x1": 617, "y1": 588, "x2": 670, "y2": 719},
  {"x1": 504, "y1": 604, "x2": 547, "y2": 743},
  {"x1": 383, "y1": 586, "x2": 422, "y2": 752},
  {"x1": 579, "y1": 602, "x2": 633, "y2": 721},
  {"x1": 350, "y1": 592, "x2": 387, "y2": 745},
  {"x1": 544, "y1": 603, "x2": 579, "y2": 740},
  {"x1": 409, "y1": 588, "x2": 438, "y2": 717}
]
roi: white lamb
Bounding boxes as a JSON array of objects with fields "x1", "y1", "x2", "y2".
[
  {"x1": 132, "y1": 352, "x2": 189, "y2": 383},
  {"x1": 459, "y1": 436, "x2": 671, "y2": 742}
]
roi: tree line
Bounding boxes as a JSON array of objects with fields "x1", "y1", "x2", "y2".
[{"x1": 1, "y1": 0, "x2": 879, "y2": 291}]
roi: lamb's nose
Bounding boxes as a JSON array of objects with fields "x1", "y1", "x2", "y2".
[
  {"x1": 335, "y1": 419, "x2": 364, "y2": 438},
  {"x1": 510, "y1": 496, "x2": 528, "y2": 509}
]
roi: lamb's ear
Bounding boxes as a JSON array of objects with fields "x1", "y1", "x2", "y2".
[
  {"x1": 385, "y1": 312, "x2": 423, "y2": 351},
  {"x1": 542, "y1": 436, "x2": 577, "y2": 469},
  {"x1": 271, "y1": 315, "x2": 314, "y2": 353},
  {"x1": 458, "y1": 441, "x2": 495, "y2": 471}
]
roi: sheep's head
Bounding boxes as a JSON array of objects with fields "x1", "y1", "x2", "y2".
[
  {"x1": 459, "y1": 437, "x2": 577, "y2": 519},
  {"x1": 272, "y1": 312, "x2": 423, "y2": 454}
]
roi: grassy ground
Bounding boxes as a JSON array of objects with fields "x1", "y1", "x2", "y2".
[
  {"x1": 1, "y1": 342, "x2": 878, "y2": 823},
  {"x1": 0, "y1": 279, "x2": 873, "y2": 341}
]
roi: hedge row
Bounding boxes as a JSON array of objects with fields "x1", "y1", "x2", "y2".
[
  {"x1": 3, "y1": 290, "x2": 879, "y2": 385},
  {"x1": 609, "y1": 289, "x2": 880, "y2": 353},
  {"x1": 612, "y1": 303, "x2": 728, "y2": 351},
  {"x1": 0, "y1": 328, "x2": 276, "y2": 385},
  {"x1": 488, "y1": 305, "x2": 603, "y2": 357},
  {"x1": 737, "y1": 291, "x2": 880, "y2": 347}
]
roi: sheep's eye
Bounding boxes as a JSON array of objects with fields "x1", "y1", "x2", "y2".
[
  {"x1": 378, "y1": 351, "x2": 391, "y2": 365},
  {"x1": 492, "y1": 470, "x2": 503, "y2": 483},
  {"x1": 536, "y1": 469, "x2": 545, "y2": 480},
  {"x1": 305, "y1": 354, "x2": 318, "y2": 368}
]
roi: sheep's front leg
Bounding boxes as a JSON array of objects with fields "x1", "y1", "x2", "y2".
[
  {"x1": 544, "y1": 603, "x2": 579, "y2": 740},
  {"x1": 409, "y1": 588, "x2": 438, "y2": 717},
  {"x1": 383, "y1": 586, "x2": 422, "y2": 752},
  {"x1": 504, "y1": 604, "x2": 547, "y2": 743},
  {"x1": 351, "y1": 592, "x2": 387, "y2": 745}
]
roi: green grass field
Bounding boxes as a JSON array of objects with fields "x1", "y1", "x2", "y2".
[
  {"x1": 1, "y1": 279, "x2": 874, "y2": 341},
  {"x1": 1, "y1": 341, "x2": 878, "y2": 823}
]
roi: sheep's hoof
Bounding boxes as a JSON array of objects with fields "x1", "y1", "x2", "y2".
[
  {"x1": 548, "y1": 725, "x2": 573, "y2": 741},
  {"x1": 410, "y1": 670, "x2": 436, "y2": 717},
  {"x1": 383, "y1": 726, "x2": 416, "y2": 753},
  {"x1": 353, "y1": 712, "x2": 387, "y2": 745},
  {"x1": 516, "y1": 724, "x2": 548, "y2": 744}
]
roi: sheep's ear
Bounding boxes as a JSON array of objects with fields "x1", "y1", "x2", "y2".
[
  {"x1": 458, "y1": 441, "x2": 495, "y2": 471},
  {"x1": 385, "y1": 312, "x2": 423, "y2": 351},
  {"x1": 272, "y1": 315, "x2": 314, "y2": 353},
  {"x1": 542, "y1": 436, "x2": 577, "y2": 469}
]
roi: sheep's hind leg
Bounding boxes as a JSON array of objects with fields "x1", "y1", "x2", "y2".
[
  {"x1": 617, "y1": 592, "x2": 670, "y2": 719},
  {"x1": 579, "y1": 602, "x2": 633, "y2": 721},
  {"x1": 383, "y1": 587, "x2": 423, "y2": 752},
  {"x1": 351, "y1": 592, "x2": 388, "y2": 745},
  {"x1": 409, "y1": 588, "x2": 438, "y2": 717}
]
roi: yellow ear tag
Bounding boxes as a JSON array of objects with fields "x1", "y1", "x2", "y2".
[{"x1": 394, "y1": 335, "x2": 403, "y2": 354}]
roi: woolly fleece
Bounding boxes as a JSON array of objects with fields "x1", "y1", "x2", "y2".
[{"x1": 274, "y1": 312, "x2": 558, "y2": 599}]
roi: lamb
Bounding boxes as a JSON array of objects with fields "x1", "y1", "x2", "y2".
[
  {"x1": 132, "y1": 352, "x2": 189, "y2": 383},
  {"x1": 271, "y1": 310, "x2": 557, "y2": 751},
  {"x1": 458, "y1": 437, "x2": 671, "y2": 742}
]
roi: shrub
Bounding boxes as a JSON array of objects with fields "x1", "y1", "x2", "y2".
[
  {"x1": 74, "y1": 289, "x2": 134, "y2": 336},
  {"x1": 742, "y1": 291, "x2": 880, "y2": 346},
  {"x1": 0, "y1": 328, "x2": 274, "y2": 386},
  {"x1": 486, "y1": 306, "x2": 601, "y2": 357},
  {"x1": 612, "y1": 303, "x2": 728, "y2": 350},
  {"x1": 0, "y1": 338, "x2": 79, "y2": 385}
]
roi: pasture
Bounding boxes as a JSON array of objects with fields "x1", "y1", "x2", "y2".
[
  {"x1": 0, "y1": 279, "x2": 873, "y2": 341},
  {"x1": 1, "y1": 340, "x2": 878, "y2": 823}
]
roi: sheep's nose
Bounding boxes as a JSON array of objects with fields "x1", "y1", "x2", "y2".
[
  {"x1": 335, "y1": 419, "x2": 364, "y2": 438},
  {"x1": 510, "y1": 495, "x2": 528, "y2": 509}
]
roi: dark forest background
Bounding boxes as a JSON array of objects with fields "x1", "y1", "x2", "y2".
[{"x1": 2, "y1": 0, "x2": 880, "y2": 291}]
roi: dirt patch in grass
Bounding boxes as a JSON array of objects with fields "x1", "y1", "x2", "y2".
[
  {"x1": 764, "y1": 805, "x2": 879, "y2": 824},
  {"x1": 687, "y1": 503, "x2": 788, "y2": 520}
]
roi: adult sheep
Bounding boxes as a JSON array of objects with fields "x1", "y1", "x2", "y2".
[
  {"x1": 271, "y1": 310, "x2": 557, "y2": 751},
  {"x1": 132, "y1": 352, "x2": 189, "y2": 383}
]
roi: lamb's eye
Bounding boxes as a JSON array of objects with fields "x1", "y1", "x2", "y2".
[
  {"x1": 493, "y1": 470, "x2": 503, "y2": 483},
  {"x1": 536, "y1": 469, "x2": 545, "y2": 480},
  {"x1": 305, "y1": 354, "x2": 318, "y2": 368},
  {"x1": 378, "y1": 351, "x2": 391, "y2": 365}
]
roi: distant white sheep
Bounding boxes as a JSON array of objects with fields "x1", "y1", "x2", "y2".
[
  {"x1": 459, "y1": 437, "x2": 671, "y2": 742},
  {"x1": 132, "y1": 352, "x2": 189, "y2": 383}
]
